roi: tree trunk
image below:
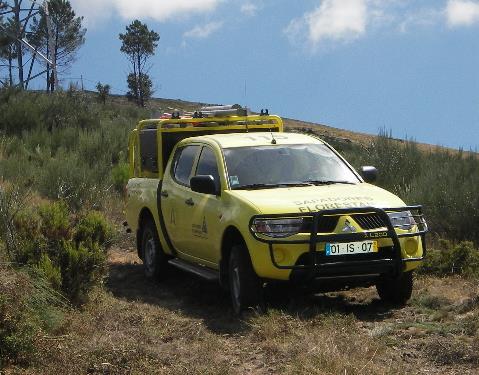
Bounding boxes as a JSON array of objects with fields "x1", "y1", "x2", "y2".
[
  {"x1": 8, "y1": 49, "x2": 13, "y2": 86},
  {"x1": 137, "y1": 51, "x2": 143, "y2": 107},
  {"x1": 25, "y1": 53, "x2": 36, "y2": 90},
  {"x1": 13, "y1": 0, "x2": 24, "y2": 89},
  {"x1": 132, "y1": 58, "x2": 139, "y2": 106},
  {"x1": 46, "y1": 42, "x2": 50, "y2": 91},
  {"x1": 52, "y1": 26, "x2": 59, "y2": 93}
]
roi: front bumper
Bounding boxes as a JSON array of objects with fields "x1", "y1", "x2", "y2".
[{"x1": 249, "y1": 206, "x2": 428, "y2": 282}]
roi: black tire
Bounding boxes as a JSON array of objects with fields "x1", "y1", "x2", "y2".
[
  {"x1": 141, "y1": 218, "x2": 168, "y2": 280},
  {"x1": 376, "y1": 271, "x2": 413, "y2": 305},
  {"x1": 229, "y1": 245, "x2": 263, "y2": 315}
]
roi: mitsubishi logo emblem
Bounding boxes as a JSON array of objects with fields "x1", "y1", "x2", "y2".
[{"x1": 342, "y1": 219, "x2": 357, "y2": 233}]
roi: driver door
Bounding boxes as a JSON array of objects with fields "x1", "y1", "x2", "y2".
[
  {"x1": 161, "y1": 144, "x2": 200, "y2": 255},
  {"x1": 183, "y1": 146, "x2": 223, "y2": 265}
]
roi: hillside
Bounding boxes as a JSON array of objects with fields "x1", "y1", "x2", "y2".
[
  {"x1": 129, "y1": 94, "x2": 476, "y2": 156},
  {"x1": 1, "y1": 90, "x2": 478, "y2": 374}
]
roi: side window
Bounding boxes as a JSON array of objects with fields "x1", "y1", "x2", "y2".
[
  {"x1": 196, "y1": 147, "x2": 221, "y2": 190},
  {"x1": 173, "y1": 145, "x2": 200, "y2": 186},
  {"x1": 139, "y1": 129, "x2": 158, "y2": 173}
]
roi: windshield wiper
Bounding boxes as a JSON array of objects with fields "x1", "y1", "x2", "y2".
[
  {"x1": 233, "y1": 182, "x2": 313, "y2": 190},
  {"x1": 304, "y1": 180, "x2": 356, "y2": 186}
]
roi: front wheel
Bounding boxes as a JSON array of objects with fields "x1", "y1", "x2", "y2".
[
  {"x1": 376, "y1": 271, "x2": 413, "y2": 305},
  {"x1": 141, "y1": 218, "x2": 168, "y2": 280},
  {"x1": 229, "y1": 245, "x2": 263, "y2": 315}
]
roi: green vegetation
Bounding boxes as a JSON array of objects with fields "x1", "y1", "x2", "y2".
[
  {"x1": 421, "y1": 240, "x2": 479, "y2": 278},
  {"x1": 0, "y1": 265, "x2": 66, "y2": 367},
  {"x1": 315, "y1": 130, "x2": 479, "y2": 246},
  {"x1": 1, "y1": 188, "x2": 113, "y2": 304},
  {"x1": 0, "y1": 88, "x2": 147, "y2": 209}
]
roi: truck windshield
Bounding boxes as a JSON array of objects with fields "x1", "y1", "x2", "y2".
[{"x1": 223, "y1": 144, "x2": 360, "y2": 190}]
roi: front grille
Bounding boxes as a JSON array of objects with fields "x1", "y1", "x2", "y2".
[
  {"x1": 302, "y1": 216, "x2": 339, "y2": 233},
  {"x1": 351, "y1": 213, "x2": 387, "y2": 230}
]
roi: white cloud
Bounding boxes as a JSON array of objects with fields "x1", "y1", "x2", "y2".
[
  {"x1": 446, "y1": 0, "x2": 479, "y2": 27},
  {"x1": 240, "y1": 3, "x2": 258, "y2": 17},
  {"x1": 70, "y1": 0, "x2": 222, "y2": 25},
  {"x1": 399, "y1": 8, "x2": 443, "y2": 33},
  {"x1": 285, "y1": 0, "x2": 369, "y2": 48},
  {"x1": 284, "y1": 0, "x2": 479, "y2": 49},
  {"x1": 183, "y1": 21, "x2": 223, "y2": 38}
]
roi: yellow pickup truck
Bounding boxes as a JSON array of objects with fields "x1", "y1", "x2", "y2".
[{"x1": 125, "y1": 106, "x2": 428, "y2": 314}]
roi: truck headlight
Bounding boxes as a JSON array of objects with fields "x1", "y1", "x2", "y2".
[
  {"x1": 251, "y1": 218, "x2": 304, "y2": 238},
  {"x1": 388, "y1": 211, "x2": 416, "y2": 230}
]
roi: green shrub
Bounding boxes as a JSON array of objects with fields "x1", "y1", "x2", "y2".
[
  {"x1": 111, "y1": 162, "x2": 129, "y2": 193},
  {"x1": 36, "y1": 150, "x2": 110, "y2": 210},
  {"x1": 331, "y1": 132, "x2": 479, "y2": 245},
  {"x1": 75, "y1": 210, "x2": 114, "y2": 247},
  {"x1": 3, "y1": 200, "x2": 113, "y2": 305},
  {"x1": 0, "y1": 90, "x2": 101, "y2": 135},
  {"x1": 0, "y1": 185, "x2": 28, "y2": 257},
  {"x1": 420, "y1": 240, "x2": 479, "y2": 278},
  {"x1": 0, "y1": 265, "x2": 65, "y2": 368},
  {"x1": 0, "y1": 291, "x2": 37, "y2": 367},
  {"x1": 37, "y1": 253, "x2": 62, "y2": 291},
  {"x1": 60, "y1": 240, "x2": 107, "y2": 304},
  {"x1": 38, "y1": 201, "x2": 71, "y2": 242}
]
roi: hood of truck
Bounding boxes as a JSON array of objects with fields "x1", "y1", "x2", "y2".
[{"x1": 229, "y1": 183, "x2": 406, "y2": 214}]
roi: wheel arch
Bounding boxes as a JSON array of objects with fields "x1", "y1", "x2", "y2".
[
  {"x1": 220, "y1": 226, "x2": 246, "y2": 288},
  {"x1": 137, "y1": 207, "x2": 156, "y2": 259}
]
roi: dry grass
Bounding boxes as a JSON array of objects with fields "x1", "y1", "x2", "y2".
[{"x1": 3, "y1": 238, "x2": 476, "y2": 375}]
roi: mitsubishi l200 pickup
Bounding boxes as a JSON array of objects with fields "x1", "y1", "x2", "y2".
[{"x1": 125, "y1": 106, "x2": 427, "y2": 314}]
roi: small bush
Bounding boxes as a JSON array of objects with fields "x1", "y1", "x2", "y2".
[
  {"x1": 75, "y1": 210, "x2": 114, "y2": 248},
  {"x1": 38, "y1": 201, "x2": 71, "y2": 241},
  {"x1": 0, "y1": 291, "x2": 37, "y2": 367},
  {"x1": 37, "y1": 253, "x2": 62, "y2": 291},
  {"x1": 0, "y1": 265, "x2": 65, "y2": 368},
  {"x1": 4, "y1": 201, "x2": 114, "y2": 305},
  {"x1": 421, "y1": 240, "x2": 479, "y2": 278},
  {"x1": 0, "y1": 185, "x2": 28, "y2": 257},
  {"x1": 111, "y1": 162, "x2": 129, "y2": 193},
  {"x1": 60, "y1": 240, "x2": 107, "y2": 304}
]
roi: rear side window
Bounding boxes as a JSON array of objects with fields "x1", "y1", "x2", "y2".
[
  {"x1": 196, "y1": 147, "x2": 221, "y2": 190},
  {"x1": 172, "y1": 145, "x2": 200, "y2": 186},
  {"x1": 139, "y1": 129, "x2": 158, "y2": 173}
]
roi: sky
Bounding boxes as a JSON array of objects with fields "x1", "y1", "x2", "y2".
[{"x1": 61, "y1": 0, "x2": 479, "y2": 150}]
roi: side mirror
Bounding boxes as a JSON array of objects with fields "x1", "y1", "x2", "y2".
[
  {"x1": 361, "y1": 166, "x2": 378, "y2": 183},
  {"x1": 190, "y1": 175, "x2": 219, "y2": 195}
]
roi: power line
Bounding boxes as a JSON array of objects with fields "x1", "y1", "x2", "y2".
[
  {"x1": 0, "y1": 0, "x2": 58, "y2": 90},
  {"x1": 60, "y1": 76, "x2": 126, "y2": 95}
]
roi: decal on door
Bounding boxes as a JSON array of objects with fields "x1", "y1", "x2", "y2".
[
  {"x1": 170, "y1": 208, "x2": 176, "y2": 225},
  {"x1": 192, "y1": 216, "x2": 208, "y2": 239}
]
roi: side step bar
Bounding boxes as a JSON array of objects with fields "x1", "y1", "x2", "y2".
[{"x1": 168, "y1": 258, "x2": 219, "y2": 282}]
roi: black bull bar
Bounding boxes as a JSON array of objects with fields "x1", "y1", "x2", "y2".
[{"x1": 249, "y1": 206, "x2": 428, "y2": 278}]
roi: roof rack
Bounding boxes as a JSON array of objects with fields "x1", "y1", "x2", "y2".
[{"x1": 136, "y1": 105, "x2": 283, "y2": 132}]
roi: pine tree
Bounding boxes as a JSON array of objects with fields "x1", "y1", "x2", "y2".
[
  {"x1": 30, "y1": 0, "x2": 86, "y2": 92},
  {"x1": 119, "y1": 20, "x2": 159, "y2": 107}
]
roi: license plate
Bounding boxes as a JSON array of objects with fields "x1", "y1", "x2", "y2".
[{"x1": 325, "y1": 241, "x2": 378, "y2": 256}]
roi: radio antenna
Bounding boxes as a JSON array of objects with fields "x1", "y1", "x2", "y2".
[{"x1": 270, "y1": 130, "x2": 277, "y2": 145}]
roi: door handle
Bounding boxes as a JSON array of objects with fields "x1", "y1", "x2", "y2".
[
  {"x1": 161, "y1": 190, "x2": 169, "y2": 198},
  {"x1": 185, "y1": 198, "x2": 194, "y2": 206}
]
